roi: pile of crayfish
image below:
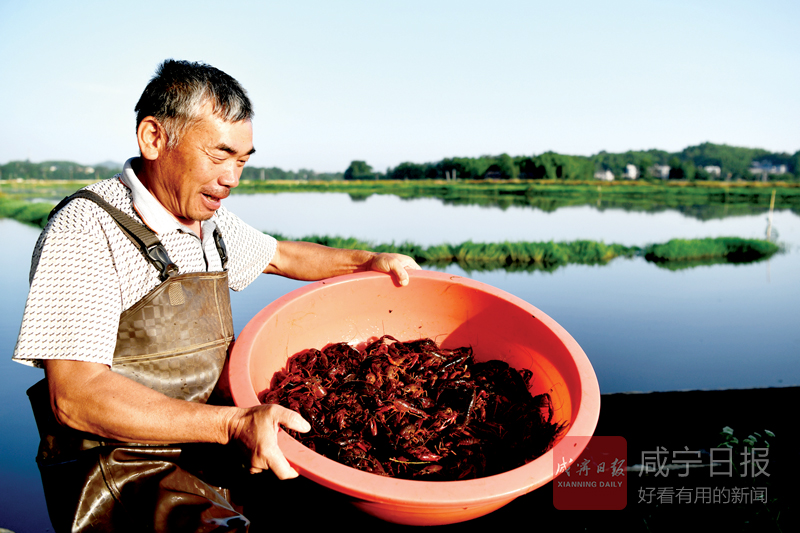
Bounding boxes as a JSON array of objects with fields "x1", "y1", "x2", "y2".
[{"x1": 260, "y1": 335, "x2": 566, "y2": 480}]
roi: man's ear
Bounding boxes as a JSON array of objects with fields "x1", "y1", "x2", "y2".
[{"x1": 137, "y1": 117, "x2": 167, "y2": 161}]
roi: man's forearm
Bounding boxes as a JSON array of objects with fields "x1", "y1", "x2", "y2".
[
  {"x1": 44, "y1": 359, "x2": 237, "y2": 445},
  {"x1": 263, "y1": 241, "x2": 420, "y2": 285},
  {"x1": 263, "y1": 241, "x2": 375, "y2": 280}
]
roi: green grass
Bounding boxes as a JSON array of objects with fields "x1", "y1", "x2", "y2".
[
  {"x1": 0, "y1": 196, "x2": 54, "y2": 227},
  {"x1": 644, "y1": 237, "x2": 780, "y2": 263},
  {"x1": 273, "y1": 233, "x2": 777, "y2": 272},
  {"x1": 0, "y1": 180, "x2": 91, "y2": 202}
]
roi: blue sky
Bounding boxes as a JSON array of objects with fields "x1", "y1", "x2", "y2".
[{"x1": 1, "y1": 0, "x2": 798, "y2": 172}]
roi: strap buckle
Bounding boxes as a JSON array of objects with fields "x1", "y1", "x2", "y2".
[
  {"x1": 213, "y1": 229, "x2": 229, "y2": 271},
  {"x1": 147, "y1": 243, "x2": 179, "y2": 281}
]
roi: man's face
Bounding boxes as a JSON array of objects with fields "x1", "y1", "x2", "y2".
[{"x1": 149, "y1": 105, "x2": 254, "y2": 225}]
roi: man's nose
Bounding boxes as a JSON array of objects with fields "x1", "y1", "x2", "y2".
[{"x1": 220, "y1": 164, "x2": 240, "y2": 188}]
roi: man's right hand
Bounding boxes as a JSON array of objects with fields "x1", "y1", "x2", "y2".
[{"x1": 228, "y1": 404, "x2": 311, "y2": 479}]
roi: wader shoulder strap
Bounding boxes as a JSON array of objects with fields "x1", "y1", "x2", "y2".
[
  {"x1": 50, "y1": 189, "x2": 230, "y2": 279},
  {"x1": 50, "y1": 190, "x2": 179, "y2": 281}
]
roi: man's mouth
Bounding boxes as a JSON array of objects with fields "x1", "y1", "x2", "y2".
[
  {"x1": 200, "y1": 190, "x2": 228, "y2": 211},
  {"x1": 202, "y1": 190, "x2": 229, "y2": 202}
]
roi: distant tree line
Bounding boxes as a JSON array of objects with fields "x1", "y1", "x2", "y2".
[
  {"x1": 240, "y1": 167, "x2": 343, "y2": 181},
  {"x1": 344, "y1": 153, "x2": 597, "y2": 181},
  {"x1": 2, "y1": 143, "x2": 797, "y2": 182},
  {"x1": 0, "y1": 160, "x2": 344, "y2": 182},
  {"x1": 0, "y1": 160, "x2": 122, "y2": 181},
  {"x1": 347, "y1": 143, "x2": 800, "y2": 182}
]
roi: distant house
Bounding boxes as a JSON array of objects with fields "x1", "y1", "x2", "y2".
[
  {"x1": 623, "y1": 164, "x2": 638, "y2": 180},
  {"x1": 594, "y1": 170, "x2": 614, "y2": 181},
  {"x1": 649, "y1": 165, "x2": 670, "y2": 179},
  {"x1": 704, "y1": 165, "x2": 721, "y2": 178},
  {"x1": 749, "y1": 161, "x2": 788, "y2": 179}
]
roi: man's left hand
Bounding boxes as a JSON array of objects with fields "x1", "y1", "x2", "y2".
[{"x1": 369, "y1": 253, "x2": 421, "y2": 286}]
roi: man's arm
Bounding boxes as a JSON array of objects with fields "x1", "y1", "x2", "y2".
[
  {"x1": 263, "y1": 241, "x2": 420, "y2": 285},
  {"x1": 44, "y1": 359, "x2": 310, "y2": 479}
]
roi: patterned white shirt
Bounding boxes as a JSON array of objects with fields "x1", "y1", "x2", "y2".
[{"x1": 13, "y1": 158, "x2": 277, "y2": 368}]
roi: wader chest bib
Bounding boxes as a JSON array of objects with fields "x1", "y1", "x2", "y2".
[{"x1": 28, "y1": 190, "x2": 248, "y2": 532}]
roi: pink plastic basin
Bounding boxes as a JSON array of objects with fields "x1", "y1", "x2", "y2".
[{"x1": 227, "y1": 270, "x2": 600, "y2": 526}]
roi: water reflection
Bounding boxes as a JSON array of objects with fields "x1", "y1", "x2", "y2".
[
  {"x1": 223, "y1": 192, "x2": 799, "y2": 249},
  {"x1": 230, "y1": 184, "x2": 792, "y2": 219},
  {"x1": 432, "y1": 194, "x2": 781, "y2": 219}
]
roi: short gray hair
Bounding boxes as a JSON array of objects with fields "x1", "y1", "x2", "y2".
[{"x1": 135, "y1": 59, "x2": 254, "y2": 149}]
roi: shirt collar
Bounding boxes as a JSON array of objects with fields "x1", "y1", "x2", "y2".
[{"x1": 120, "y1": 157, "x2": 216, "y2": 238}]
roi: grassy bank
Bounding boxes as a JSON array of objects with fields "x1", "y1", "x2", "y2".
[
  {"x1": 642, "y1": 237, "x2": 781, "y2": 271},
  {"x1": 276, "y1": 234, "x2": 778, "y2": 272},
  {"x1": 644, "y1": 237, "x2": 779, "y2": 262},
  {"x1": 3, "y1": 179, "x2": 799, "y2": 219},
  {"x1": 0, "y1": 196, "x2": 55, "y2": 228},
  {"x1": 0, "y1": 180, "x2": 93, "y2": 202}
]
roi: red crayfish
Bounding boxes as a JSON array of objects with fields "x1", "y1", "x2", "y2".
[{"x1": 260, "y1": 335, "x2": 567, "y2": 480}]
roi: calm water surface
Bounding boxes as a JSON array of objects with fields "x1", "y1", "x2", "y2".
[
  {"x1": 2, "y1": 194, "x2": 799, "y2": 531},
  {"x1": 225, "y1": 192, "x2": 799, "y2": 246}
]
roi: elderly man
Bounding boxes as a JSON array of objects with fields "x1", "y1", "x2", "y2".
[{"x1": 14, "y1": 59, "x2": 418, "y2": 532}]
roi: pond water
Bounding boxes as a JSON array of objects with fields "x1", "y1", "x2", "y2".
[{"x1": 2, "y1": 192, "x2": 799, "y2": 531}]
